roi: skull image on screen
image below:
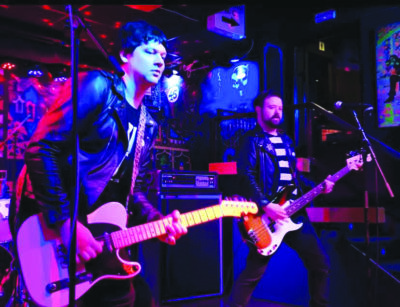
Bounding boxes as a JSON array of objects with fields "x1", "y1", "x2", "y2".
[{"x1": 231, "y1": 64, "x2": 248, "y2": 96}]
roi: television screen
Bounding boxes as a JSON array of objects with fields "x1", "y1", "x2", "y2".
[
  {"x1": 376, "y1": 21, "x2": 400, "y2": 127},
  {"x1": 199, "y1": 61, "x2": 259, "y2": 117}
]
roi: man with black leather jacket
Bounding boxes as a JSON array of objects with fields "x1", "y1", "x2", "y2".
[
  {"x1": 12, "y1": 20, "x2": 187, "y2": 307},
  {"x1": 229, "y1": 90, "x2": 334, "y2": 307}
]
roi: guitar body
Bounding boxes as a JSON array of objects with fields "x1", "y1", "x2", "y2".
[
  {"x1": 16, "y1": 200, "x2": 259, "y2": 307},
  {"x1": 241, "y1": 153, "x2": 364, "y2": 257},
  {"x1": 17, "y1": 202, "x2": 140, "y2": 307},
  {"x1": 242, "y1": 203, "x2": 303, "y2": 256}
]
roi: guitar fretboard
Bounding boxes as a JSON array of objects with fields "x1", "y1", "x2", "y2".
[
  {"x1": 111, "y1": 200, "x2": 257, "y2": 249},
  {"x1": 285, "y1": 165, "x2": 351, "y2": 216}
]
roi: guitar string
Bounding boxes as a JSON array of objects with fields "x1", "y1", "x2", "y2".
[
  {"x1": 243, "y1": 158, "x2": 362, "y2": 245},
  {"x1": 100, "y1": 201, "x2": 258, "y2": 249},
  {"x1": 246, "y1": 166, "x2": 352, "y2": 238}
]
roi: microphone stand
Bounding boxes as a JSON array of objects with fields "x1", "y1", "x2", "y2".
[
  {"x1": 65, "y1": 5, "x2": 124, "y2": 307},
  {"x1": 352, "y1": 110, "x2": 394, "y2": 199},
  {"x1": 308, "y1": 102, "x2": 400, "y2": 160},
  {"x1": 73, "y1": 9, "x2": 124, "y2": 77},
  {"x1": 0, "y1": 114, "x2": 30, "y2": 203},
  {"x1": 67, "y1": 6, "x2": 79, "y2": 306},
  {"x1": 0, "y1": 114, "x2": 31, "y2": 150},
  {"x1": 352, "y1": 109, "x2": 394, "y2": 307}
]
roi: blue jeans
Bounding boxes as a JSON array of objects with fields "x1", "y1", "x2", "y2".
[{"x1": 229, "y1": 215, "x2": 330, "y2": 307}]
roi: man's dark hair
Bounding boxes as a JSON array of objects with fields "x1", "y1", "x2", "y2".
[
  {"x1": 253, "y1": 89, "x2": 282, "y2": 109},
  {"x1": 117, "y1": 20, "x2": 167, "y2": 56}
]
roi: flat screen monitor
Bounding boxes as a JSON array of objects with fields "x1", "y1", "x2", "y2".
[{"x1": 199, "y1": 61, "x2": 259, "y2": 117}]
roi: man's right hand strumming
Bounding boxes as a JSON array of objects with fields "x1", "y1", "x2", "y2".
[
  {"x1": 263, "y1": 202, "x2": 288, "y2": 220},
  {"x1": 59, "y1": 219, "x2": 104, "y2": 265}
]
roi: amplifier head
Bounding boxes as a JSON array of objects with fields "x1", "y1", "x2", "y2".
[{"x1": 147, "y1": 170, "x2": 218, "y2": 192}]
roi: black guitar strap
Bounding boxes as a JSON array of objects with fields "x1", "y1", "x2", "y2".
[{"x1": 91, "y1": 105, "x2": 147, "y2": 216}]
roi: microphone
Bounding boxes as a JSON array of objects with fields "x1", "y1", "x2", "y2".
[{"x1": 334, "y1": 101, "x2": 373, "y2": 111}]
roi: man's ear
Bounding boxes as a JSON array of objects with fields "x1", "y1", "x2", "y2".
[{"x1": 120, "y1": 51, "x2": 128, "y2": 63}]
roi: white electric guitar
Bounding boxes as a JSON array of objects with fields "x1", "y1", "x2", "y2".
[
  {"x1": 17, "y1": 200, "x2": 258, "y2": 307},
  {"x1": 241, "y1": 153, "x2": 364, "y2": 257}
]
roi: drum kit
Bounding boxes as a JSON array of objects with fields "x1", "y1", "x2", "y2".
[{"x1": 0, "y1": 198, "x2": 30, "y2": 307}]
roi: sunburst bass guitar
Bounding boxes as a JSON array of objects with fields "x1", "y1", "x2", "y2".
[
  {"x1": 17, "y1": 200, "x2": 258, "y2": 307},
  {"x1": 241, "y1": 153, "x2": 364, "y2": 257}
]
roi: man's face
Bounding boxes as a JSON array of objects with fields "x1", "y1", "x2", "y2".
[
  {"x1": 124, "y1": 39, "x2": 167, "y2": 86},
  {"x1": 257, "y1": 96, "x2": 283, "y2": 128}
]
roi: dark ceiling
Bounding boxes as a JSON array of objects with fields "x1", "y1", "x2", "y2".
[{"x1": 0, "y1": 4, "x2": 366, "y2": 75}]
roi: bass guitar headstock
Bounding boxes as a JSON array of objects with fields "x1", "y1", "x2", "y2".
[{"x1": 346, "y1": 150, "x2": 366, "y2": 171}]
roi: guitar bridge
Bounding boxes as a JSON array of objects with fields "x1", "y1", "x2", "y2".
[
  {"x1": 247, "y1": 229, "x2": 259, "y2": 244},
  {"x1": 46, "y1": 272, "x2": 93, "y2": 293}
]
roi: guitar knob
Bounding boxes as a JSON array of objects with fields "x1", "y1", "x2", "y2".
[{"x1": 46, "y1": 283, "x2": 58, "y2": 293}]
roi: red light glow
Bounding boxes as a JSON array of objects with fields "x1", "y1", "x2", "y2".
[
  {"x1": 209, "y1": 162, "x2": 237, "y2": 175},
  {"x1": 2, "y1": 62, "x2": 16, "y2": 70},
  {"x1": 125, "y1": 5, "x2": 162, "y2": 12}
]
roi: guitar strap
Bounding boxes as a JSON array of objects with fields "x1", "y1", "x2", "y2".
[
  {"x1": 127, "y1": 104, "x2": 147, "y2": 209},
  {"x1": 105, "y1": 104, "x2": 147, "y2": 211}
]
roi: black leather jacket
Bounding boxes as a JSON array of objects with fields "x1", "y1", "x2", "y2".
[
  {"x1": 236, "y1": 125, "x2": 302, "y2": 211},
  {"x1": 18, "y1": 70, "x2": 161, "y2": 228}
]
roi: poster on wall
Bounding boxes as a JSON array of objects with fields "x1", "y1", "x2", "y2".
[
  {"x1": 0, "y1": 70, "x2": 63, "y2": 193},
  {"x1": 6, "y1": 76, "x2": 56, "y2": 159},
  {"x1": 376, "y1": 21, "x2": 400, "y2": 128}
]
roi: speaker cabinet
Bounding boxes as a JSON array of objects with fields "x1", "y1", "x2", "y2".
[{"x1": 139, "y1": 192, "x2": 224, "y2": 303}]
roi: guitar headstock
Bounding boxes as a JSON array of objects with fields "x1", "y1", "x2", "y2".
[
  {"x1": 346, "y1": 152, "x2": 364, "y2": 171},
  {"x1": 220, "y1": 200, "x2": 258, "y2": 217}
]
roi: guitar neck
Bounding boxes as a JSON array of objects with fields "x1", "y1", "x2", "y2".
[
  {"x1": 110, "y1": 201, "x2": 255, "y2": 250},
  {"x1": 285, "y1": 165, "x2": 351, "y2": 216}
]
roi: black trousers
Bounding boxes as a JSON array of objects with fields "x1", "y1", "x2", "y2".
[
  {"x1": 229, "y1": 215, "x2": 330, "y2": 307},
  {"x1": 77, "y1": 274, "x2": 157, "y2": 307}
]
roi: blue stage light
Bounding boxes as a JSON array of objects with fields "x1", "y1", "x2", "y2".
[{"x1": 315, "y1": 9, "x2": 336, "y2": 24}]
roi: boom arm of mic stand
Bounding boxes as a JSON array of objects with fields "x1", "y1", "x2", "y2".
[
  {"x1": 73, "y1": 9, "x2": 124, "y2": 77},
  {"x1": 0, "y1": 114, "x2": 31, "y2": 150},
  {"x1": 352, "y1": 110, "x2": 394, "y2": 198},
  {"x1": 308, "y1": 102, "x2": 360, "y2": 132},
  {"x1": 308, "y1": 102, "x2": 400, "y2": 160}
]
